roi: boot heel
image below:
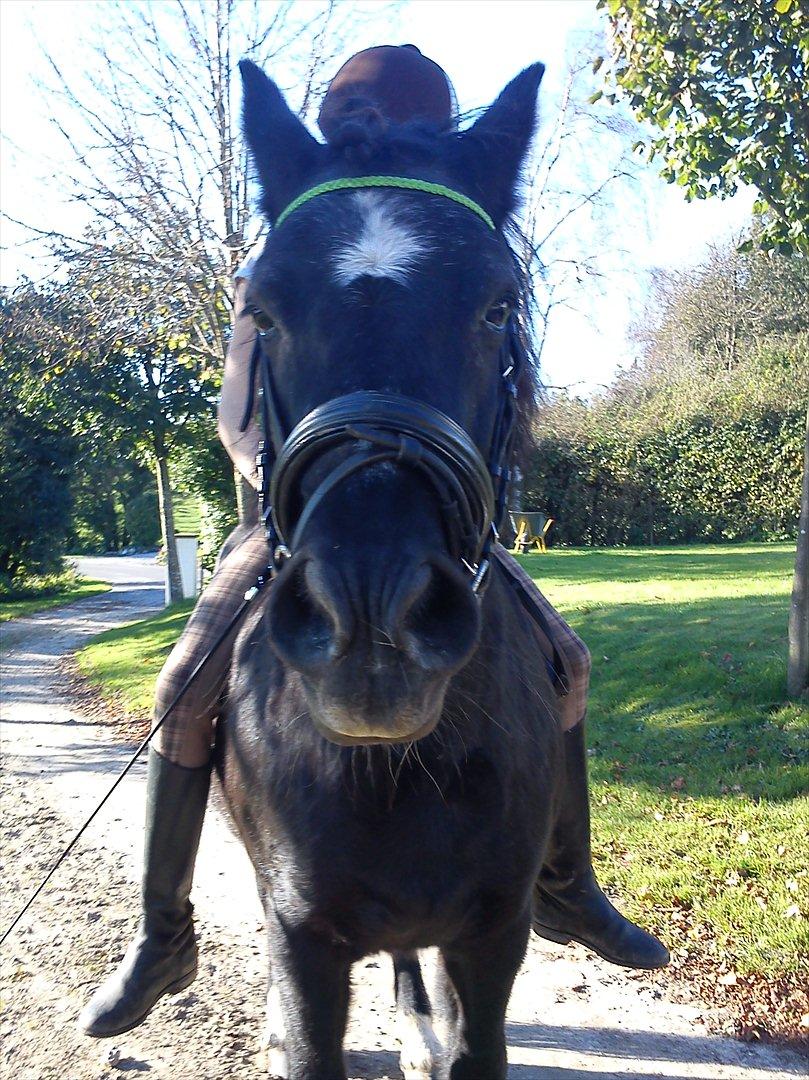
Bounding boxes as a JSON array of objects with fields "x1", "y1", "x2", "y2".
[
  {"x1": 533, "y1": 922, "x2": 571, "y2": 945},
  {"x1": 166, "y1": 967, "x2": 197, "y2": 996}
]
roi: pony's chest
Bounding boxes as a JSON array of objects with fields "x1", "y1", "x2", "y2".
[{"x1": 265, "y1": 757, "x2": 544, "y2": 951}]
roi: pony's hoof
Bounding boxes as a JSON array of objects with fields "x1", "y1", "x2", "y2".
[
  {"x1": 397, "y1": 1011, "x2": 442, "y2": 1079},
  {"x1": 266, "y1": 1048, "x2": 287, "y2": 1080},
  {"x1": 261, "y1": 984, "x2": 287, "y2": 1078}
]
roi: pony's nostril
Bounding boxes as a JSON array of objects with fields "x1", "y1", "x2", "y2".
[
  {"x1": 267, "y1": 559, "x2": 345, "y2": 671},
  {"x1": 397, "y1": 561, "x2": 480, "y2": 672}
]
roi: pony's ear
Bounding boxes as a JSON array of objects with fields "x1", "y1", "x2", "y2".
[
  {"x1": 239, "y1": 59, "x2": 326, "y2": 222},
  {"x1": 455, "y1": 64, "x2": 544, "y2": 228}
]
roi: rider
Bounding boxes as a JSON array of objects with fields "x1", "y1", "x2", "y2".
[{"x1": 79, "y1": 45, "x2": 668, "y2": 1040}]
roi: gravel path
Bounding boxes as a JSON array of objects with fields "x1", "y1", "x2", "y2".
[{"x1": 1, "y1": 558, "x2": 806, "y2": 1079}]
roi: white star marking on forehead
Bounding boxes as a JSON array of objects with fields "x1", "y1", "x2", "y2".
[{"x1": 332, "y1": 192, "x2": 430, "y2": 287}]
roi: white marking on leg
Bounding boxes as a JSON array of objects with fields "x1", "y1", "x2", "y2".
[
  {"x1": 333, "y1": 192, "x2": 430, "y2": 287},
  {"x1": 262, "y1": 983, "x2": 287, "y2": 1079},
  {"x1": 397, "y1": 1009, "x2": 443, "y2": 1080}
]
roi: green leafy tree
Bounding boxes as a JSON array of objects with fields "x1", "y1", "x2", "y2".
[
  {"x1": 0, "y1": 287, "x2": 79, "y2": 577},
  {"x1": 2, "y1": 282, "x2": 165, "y2": 564},
  {"x1": 0, "y1": 408, "x2": 74, "y2": 578},
  {"x1": 3, "y1": 249, "x2": 218, "y2": 600},
  {"x1": 59, "y1": 245, "x2": 218, "y2": 601},
  {"x1": 599, "y1": 0, "x2": 809, "y2": 253}
]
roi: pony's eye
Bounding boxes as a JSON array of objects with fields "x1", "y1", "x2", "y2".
[
  {"x1": 484, "y1": 299, "x2": 513, "y2": 331},
  {"x1": 251, "y1": 308, "x2": 276, "y2": 334}
]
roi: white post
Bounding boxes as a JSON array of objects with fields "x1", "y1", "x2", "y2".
[
  {"x1": 165, "y1": 536, "x2": 199, "y2": 602},
  {"x1": 176, "y1": 536, "x2": 200, "y2": 599}
]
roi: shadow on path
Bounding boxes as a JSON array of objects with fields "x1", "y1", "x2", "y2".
[{"x1": 506, "y1": 1021, "x2": 807, "y2": 1074}]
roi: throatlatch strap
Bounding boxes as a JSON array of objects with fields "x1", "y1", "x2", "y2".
[{"x1": 275, "y1": 176, "x2": 496, "y2": 231}]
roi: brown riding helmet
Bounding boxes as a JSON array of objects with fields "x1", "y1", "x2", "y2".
[{"x1": 318, "y1": 44, "x2": 457, "y2": 142}]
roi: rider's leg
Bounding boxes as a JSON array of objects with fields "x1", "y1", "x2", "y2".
[
  {"x1": 492, "y1": 547, "x2": 669, "y2": 970},
  {"x1": 79, "y1": 525, "x2": 271, "y2": 1038},
  {"x1": 533, "y1": 719, "x2": 669, "y2": 968}
]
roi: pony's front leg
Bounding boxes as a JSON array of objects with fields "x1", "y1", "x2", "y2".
[
  {"x1": 393, "y1": 950, "x2": 442, "y2": 1079},
  {"x1": 439, "y1": 915, "x2": 529, "y2": 1080},
  {"x1": 266, "y1": 913, "x2": 351, "y2": 1080}
]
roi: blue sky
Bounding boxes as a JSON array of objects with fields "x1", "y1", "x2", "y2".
[{"x1": 0, "y1": 0, "x2": 755, "y2": 392}]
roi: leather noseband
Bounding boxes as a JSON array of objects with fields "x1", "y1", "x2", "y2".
[{"x1": 271, "y1": 391, "x2": 496, "y2": 574}]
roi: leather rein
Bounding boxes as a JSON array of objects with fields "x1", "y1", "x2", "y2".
[{"x1": 243, "y1": 177, "x2": 523, "y2": 596}]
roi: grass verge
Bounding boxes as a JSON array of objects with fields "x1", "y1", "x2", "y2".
[
  {"x1": 0, "y1": 570, "x2": 109, "y2": 622},
  {"x1": 75, "y1": 543, "x2": 807, "y2": 1040},
  {"x1": 76, "y1": 599, "x2": 195, "y2": 717}
]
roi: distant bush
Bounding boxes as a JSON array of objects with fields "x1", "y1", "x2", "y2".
[
  {"x1": 124, "y1": 490, "x2": 161, "y2": 550},
  {"x1": 528, "y1": 402, "x2": 803, "y2": 546},
  {"x1": 0, "y1": 565, "x2": 80, "y2": 601},
  {"x1": 0, "y1": 409, "x2": 74, "y2": 576},
  {"x1": 525, "y1": 234, "x2": 807, "y2": 547}
]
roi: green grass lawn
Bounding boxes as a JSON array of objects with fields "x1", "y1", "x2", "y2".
[
  {"x1": 515, "y1": 543, "x2": 807, "y2": 987},
  {"x1": 0, "y1": 572, "x2": 109, "y2": 622},
  {"x1": 77, "y1": 543, "x2": 807, "y2": 990}
]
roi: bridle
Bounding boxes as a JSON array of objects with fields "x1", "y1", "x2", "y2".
[{"x1": 243, "y1": 175, "x2": 524, "y2": 596}]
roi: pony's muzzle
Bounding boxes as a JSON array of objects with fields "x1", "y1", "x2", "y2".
[{"x1": 266, "y1": 551, "x2": 480, "y2": 742}]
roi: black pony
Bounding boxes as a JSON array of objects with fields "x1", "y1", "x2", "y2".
[{"x1": 219, "y1": 58, "x2": 560, "y2": 1080}]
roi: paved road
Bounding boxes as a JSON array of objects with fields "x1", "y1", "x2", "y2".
[
  {"x1": 72, "y1": 552, "x2": 165, "y2": 586},
  {"x1": 1, "y1": 561, "x2": 806, "y2": 1079}
]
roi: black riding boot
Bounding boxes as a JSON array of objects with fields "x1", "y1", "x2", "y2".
[
  {"x1": 533, "y1": 722, "x2": 669, "y2": 969},
  {"x1": 78, "y1": 749, "x2": 211, "y2": 1037}
]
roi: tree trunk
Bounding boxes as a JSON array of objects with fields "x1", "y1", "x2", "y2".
[
  {"x1": 154, "y1": 447, "x2": 184, "y2": 605},
  {"x1": 787, "y1": 403, "x2": 809, "y2": 699}
]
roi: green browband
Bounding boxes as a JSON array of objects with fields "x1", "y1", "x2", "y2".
[{"x1": 274, "y1": 176, "x2": 496, "y2": 231}]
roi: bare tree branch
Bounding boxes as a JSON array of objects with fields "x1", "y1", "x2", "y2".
[{"x1": 512, "y1": 37, "x2": 644, "y2": 377}]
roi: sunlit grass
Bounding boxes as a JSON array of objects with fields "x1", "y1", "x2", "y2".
[
  {"x1": 76, "y1": 599, "x2": 195, "y2": 716},
  {"x1": 518, "y1": 542, "x2": 807, "y2": 979}
]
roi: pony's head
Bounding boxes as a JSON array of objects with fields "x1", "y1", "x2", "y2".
[{"x1": 240, "y1": 58, "x2": 542, "y2": 745}]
